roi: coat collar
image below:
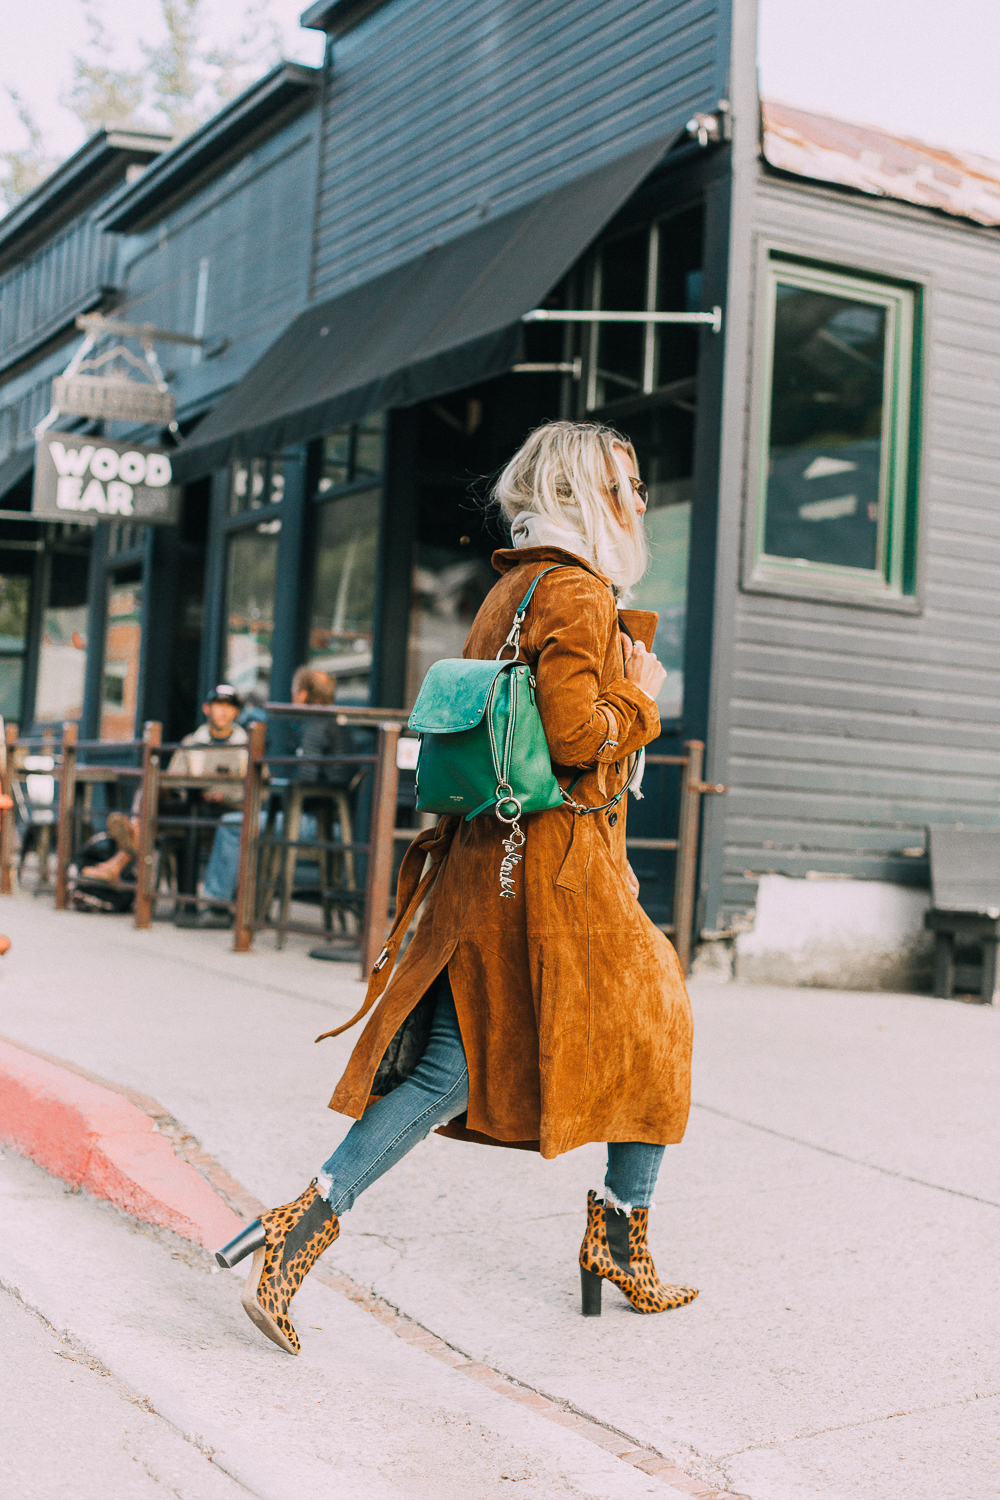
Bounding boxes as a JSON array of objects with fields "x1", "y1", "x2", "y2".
[{"x1": 491, "y1": 545, "x2": 614, "y2": 591}]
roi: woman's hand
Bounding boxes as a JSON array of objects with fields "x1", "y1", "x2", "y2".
[
  {"x1": 625, "y1": 862, "x2": 640, "y2": 898},
  {"x1": 622, "y1": 636, "x2": 666, "y2": 700}
]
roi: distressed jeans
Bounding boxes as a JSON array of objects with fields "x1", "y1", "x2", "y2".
[{"x1": 317, "y1": 971, "x2": 665, "y2": 1217}]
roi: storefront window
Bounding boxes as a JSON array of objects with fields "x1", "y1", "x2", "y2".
[
  {"x1": 405, "y1": 547, "x2": 496, "y2": 710},
  {"x1": 753, "y1": 257, "x2": 920, "y2": 598},
  {"x1": 101, "y1": 575, "x2": 143, "y2": 740},
  {"x1": 224, "y1": 525, "x2": 280, "y2": 703},
  {"x1": 619, "y1": 401, "x2": 697, "y2": 722},
  {"x1": 0, "y1": 572, "x2": 30, "y2": 723},
  {"x1": 228, "y1": 456, "x2": 283, "y2": 516},
  {"x1": 309, "y1": 490, "x2": 379, "y2": 704},
  {"x1": 628, "y1": 480, "x2": 691, "y2": 721},
  {"x1": 35, "y1": 549, "x2": 91, "y2": 723},
  {"x1": 318, "y1": 416, "x2": 385, "y2": 493},
  {"x1": 588, "y1": 204, "x2": 704, "y2": 412}
]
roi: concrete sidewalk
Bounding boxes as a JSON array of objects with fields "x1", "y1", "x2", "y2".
[{"x1": 2, "y1": 895, "x2": 999, "y2": 1499}]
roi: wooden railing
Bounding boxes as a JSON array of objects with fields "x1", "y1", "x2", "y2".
[
  {"x1": 0, "y1": 719, "x2": 726, "y2": 976},
  {"x1": 625, "y1": 742, "x2": 727, "y2": 973}
]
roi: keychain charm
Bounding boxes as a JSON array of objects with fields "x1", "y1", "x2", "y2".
[{"x1": 499, "y1": 819, "x2": 525, "y2": 898}]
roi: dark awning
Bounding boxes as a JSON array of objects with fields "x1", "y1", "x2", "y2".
[
  {"x1": 0, "y1": 445, "x2": 34, "y2": 504},
  {"x1": 173, "y1": 137, "x2": 671, "y2": 479}
]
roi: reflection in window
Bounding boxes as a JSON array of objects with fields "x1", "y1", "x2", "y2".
[
  {"x1": 0, "y1": 572, "x2": 30, "y2": 722},
  {"x1": 589, "y1": 204, "x2": 704, "y2": 411},
  {"x1": 309, "y1": 490, "x2": 379, "y2": 704},
  {"x1": 628, "y1": 480, "x2": 691, "y2": 720},
  {"x1": 318, "y1": 415, "x2": 385, "y2": 493},
  {"x1": 224, "y1": 526, "x2": 279, "y2": 704},
  {"x1": 36, "y1": 548, "x2": 90, "y2": 723},
  {"x1": 756, "y1": 259, "x2": 918, "y2": 593},
  {"x1": 617, "y1": 403, "x2": 697, "y2": 721},
  {"x1": 101, "y1": 577, "x2": 143, "y2": 740},
  {"x1": 405, "y1": 548, "x2": 496, "y2": 710},
  {"x1": 228, "y1": 456, "x2": 283, "y2": 515}
]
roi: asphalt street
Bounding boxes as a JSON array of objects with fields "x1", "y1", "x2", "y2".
[{"x1": 2, "y1": 895, "x2": 999, "y2": 1499}]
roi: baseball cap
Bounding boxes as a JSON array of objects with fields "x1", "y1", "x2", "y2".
[{"x1": 207, "y1": 684, "x2": 243, "y2": 707}]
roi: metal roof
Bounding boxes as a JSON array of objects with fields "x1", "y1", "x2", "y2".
[
  {"x1": 762, "y1": 99, "x2": 1000, "y2": 228},
  {"x1": 0, "y1": 129, "x2": 169, "y2": 266},
  {"x1": 300, "y1": 0, "x2": 391, "y2": 34}
]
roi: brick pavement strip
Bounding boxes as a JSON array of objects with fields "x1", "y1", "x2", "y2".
[{"x1": 0, "y1": 1032, "x2": 747, "y2": 1500}]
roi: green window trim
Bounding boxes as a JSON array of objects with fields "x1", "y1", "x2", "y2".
[{"x1": 748, "y1": 254, "x2": 922, "y2": 606}]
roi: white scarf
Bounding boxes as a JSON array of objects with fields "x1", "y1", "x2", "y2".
[{"x1": 509, "y1": 510, "x2": 597, "y2": 568}]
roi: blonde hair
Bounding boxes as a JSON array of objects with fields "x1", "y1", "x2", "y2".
[{"x1": 492, "y1": 421, "x2": 649, "y2": 592}]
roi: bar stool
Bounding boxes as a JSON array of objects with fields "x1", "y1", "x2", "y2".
[{"x1": 260, "y1": 783, "x2": 357, "y2": 948}]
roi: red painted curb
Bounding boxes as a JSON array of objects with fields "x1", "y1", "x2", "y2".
[{"x1": 0, "y1": 1038, "x2": 243, "y2": 1250}]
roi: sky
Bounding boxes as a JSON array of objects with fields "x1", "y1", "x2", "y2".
[
  {"x1": 758, "y1": 0, "x2": 1000, "y2": 160},
  {"x1": 0, "y1": 0, "x2": 324, "y2": 162},
  {"x1": 2, "y1": 0, "x2": 1000, "y2": 171}
]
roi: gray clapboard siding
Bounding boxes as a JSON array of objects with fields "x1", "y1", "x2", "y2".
[
  {"x1": 117, "y1": 115, "x2": 316, "y2": 419},
  {"x1": 0, "y1": 344, "x2": 71, "y2": 464},
  {"x1": 312, "y1": 0, "x2": 723, "y2": 298},
  {"x1": 0, "y1": 213, "x2": 115, "y2": 373},
  {"x1": 732, "y1": 706, "x2": 999, "y2": 755},
  {"x1": 714, "y1": 172, "x2": 1000, "y2": 922}
]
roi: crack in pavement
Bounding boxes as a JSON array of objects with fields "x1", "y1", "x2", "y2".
[
  {"x1": 692, "y1": 1102, "x2": 1000, "y2": 1209},
  {"x1": 0, "y1": 1276, "x2": 267, "y2": 1499},
  {"x1": 717, "y1": 1385, "x2": 1000, "y2": 1458},
  {"x1": 98, "y1": 932, "x2": 362, "y2": 1013}
]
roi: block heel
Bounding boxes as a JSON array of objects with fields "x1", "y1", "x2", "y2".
[
  {"x1": 578, "y1": 1191, "x2": 698, "y2": 1315},
  {"x1": 580, "y1": 1264, "x2": 603, "y2": 1316},
  {"x1": 215, "y1": 1218, "x2": 266, "y2": 1269}
]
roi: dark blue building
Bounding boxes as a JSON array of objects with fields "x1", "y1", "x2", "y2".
[{"x1": 0, "y1": 0, "x2": 736, "y2": 937}]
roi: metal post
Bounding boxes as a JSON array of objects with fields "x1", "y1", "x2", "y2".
[
  {"x1": 54, "y1": 722, "x2": 79, "y2": 910},
  {"x1": 134, "y1": 721, "x2": 162, "y2": 929},
  {"x1": 361, "y1": 723, "x2": 401, "y2": 978},
  {"x1": 0, "y1": 723, "x2": 15, "y2": 895},
  {"x1": 672, "y1": 741, "x2": 704, "y2": 974},
  {"x1": 233, "y1": 720, "x2": 267, "y2": 953}
]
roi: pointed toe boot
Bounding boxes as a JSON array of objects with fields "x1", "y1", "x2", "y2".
[
  {"x1": 578, "y1": 1189, "x2": 697, "y2": 1316},
  {"x1": 215, "y1": 1181, "x2": 339, "y2": 1354}
]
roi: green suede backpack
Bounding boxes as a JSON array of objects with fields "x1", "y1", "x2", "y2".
[{"x1": 407, "y1": 564, "x2": 639, "y2": 899}]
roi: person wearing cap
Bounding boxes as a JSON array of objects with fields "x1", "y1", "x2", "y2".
[
  {"x1": 168, "y1": 686, "x2": 250, "y2": 926},
  {"x1": 82, "y1": 686, "x2": 249, "y2": 892},
  {"x1": 167, "y1": 685, "x2": 249, "y2": 797}
]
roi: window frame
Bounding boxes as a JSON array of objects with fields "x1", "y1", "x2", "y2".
[
  {"x1": 744, "y1": 247, "x2": 924, "y2": 611},
  {"x1": 582, "y1": 201, "x2": 705, "y2": 417}
]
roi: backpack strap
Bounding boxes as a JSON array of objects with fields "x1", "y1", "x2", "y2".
[{"x1": 495, "y1": 564, "x2": 567, "y2": 662}]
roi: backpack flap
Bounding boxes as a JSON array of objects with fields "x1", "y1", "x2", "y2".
[{"x1": 408, "y1": 658, "x2": 511, "y2": 734}]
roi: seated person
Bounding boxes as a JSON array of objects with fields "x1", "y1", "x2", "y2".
[
  {"x1": 84, "y1": 685, "x2": 248, "y2": 886},
  {"x1": 183, "y1": 665, "x2": 350, "y2": 929}
]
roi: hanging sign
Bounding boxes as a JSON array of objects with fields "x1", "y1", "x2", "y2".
[
  {"x1": 32, "y1": 433, "x2": 181, "y2": 525},
  {"x1": 51, "y1": 373, "x2": 176, "y2": 424}
]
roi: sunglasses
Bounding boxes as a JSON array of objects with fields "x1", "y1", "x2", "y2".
[{"x1": 611, "y1": 475, "x2": 648, "y2": 504}]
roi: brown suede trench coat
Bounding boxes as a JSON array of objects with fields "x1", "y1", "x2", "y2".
[{"x1": 325, "y1": 545, "x2": 693, "y2": 1159}]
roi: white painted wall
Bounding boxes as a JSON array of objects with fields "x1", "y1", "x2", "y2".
[{"x1": 733, "y1": 875, "x2": 932, "y2": 990}]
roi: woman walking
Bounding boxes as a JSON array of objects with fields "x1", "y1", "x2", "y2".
[{"x1": 217, "y1": 421, "x2": 697, "y2": 1354}]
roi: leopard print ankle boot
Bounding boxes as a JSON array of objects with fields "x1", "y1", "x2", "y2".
[
  {"x1": 578, "y1": 1189, "x2": 697, "y2": 1315},
  {"x1": 240, "y1": 1181, "x2": 339, "y2": 1354}
]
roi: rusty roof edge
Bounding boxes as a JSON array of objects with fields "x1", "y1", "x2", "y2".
[{"x1": 760, "y1": 99, "x2": 1000, "y2": 231}]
